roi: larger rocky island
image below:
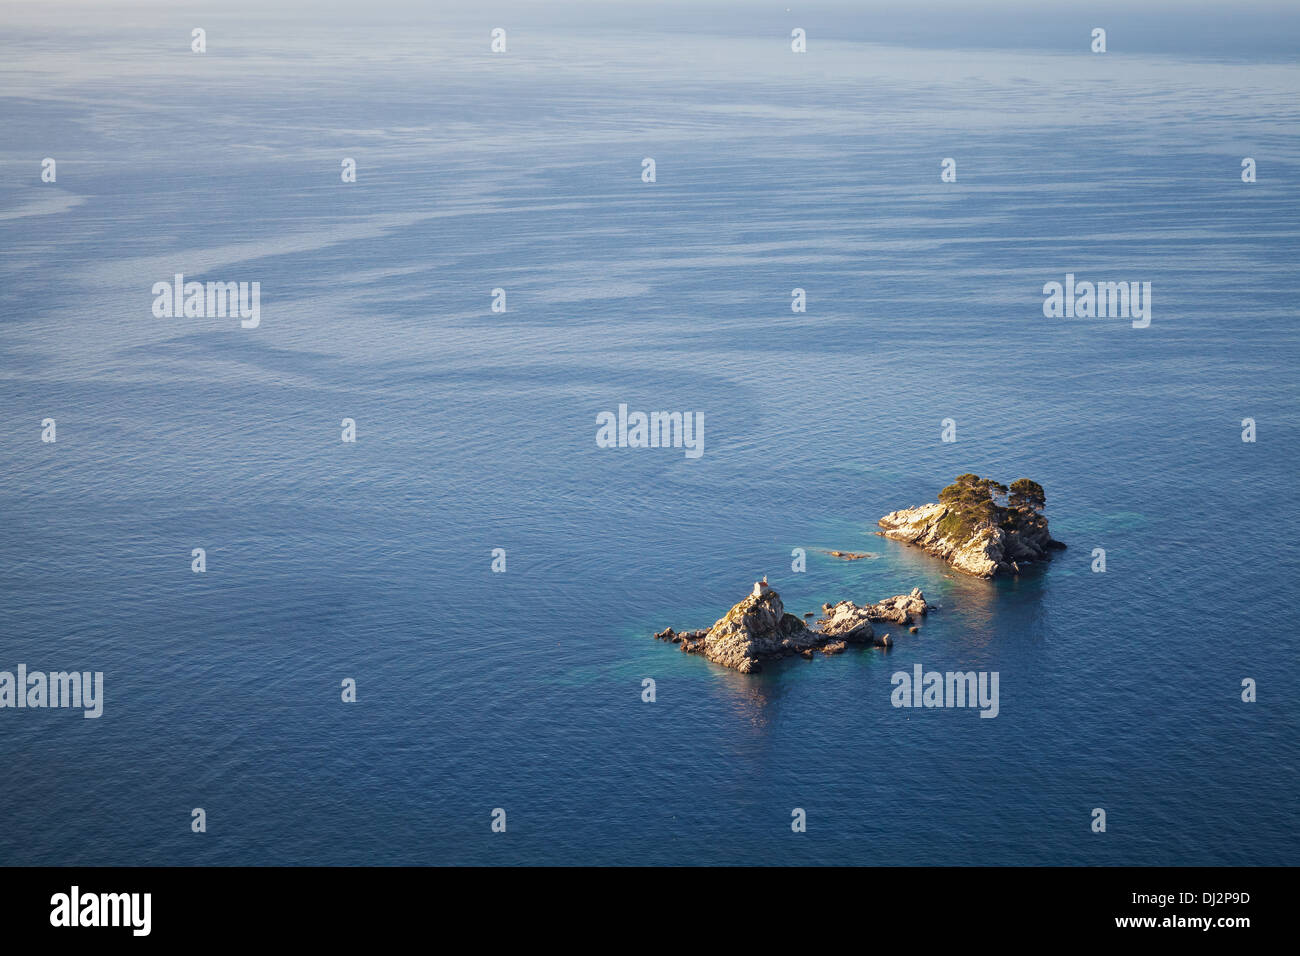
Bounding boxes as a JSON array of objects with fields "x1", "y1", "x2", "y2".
[
  {"x1": 877, "y1": 474, "x2": 1064, "y2": 577},
  {"x1": 654, "y1": 579, "x2": 929, "y2": 673}
]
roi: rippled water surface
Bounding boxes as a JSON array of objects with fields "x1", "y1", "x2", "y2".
[{"x1": 1, "y1": 2, "x2": 1297, "y2": 865}]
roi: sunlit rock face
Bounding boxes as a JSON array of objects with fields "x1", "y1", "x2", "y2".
[
  {"x1": 653, "y1": 582, "x2": 910, "y2": 673},
  {"x1": 878, "y1": 478, "x2": 1064, "y2": 578}
]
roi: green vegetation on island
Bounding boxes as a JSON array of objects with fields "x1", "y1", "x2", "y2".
[{"x1": 937, "y1": 474, "x2": 1048, "y2": 542}]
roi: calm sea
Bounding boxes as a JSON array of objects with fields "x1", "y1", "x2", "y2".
[{"x1": 1, "y1": 2, "x2": 1297, "y2": 865}]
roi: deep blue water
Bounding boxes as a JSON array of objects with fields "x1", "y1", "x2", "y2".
[{"x1": 1, "y1": 3, "x2": 1298, "y2": 865}]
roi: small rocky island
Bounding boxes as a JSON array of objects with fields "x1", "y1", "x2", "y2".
[
  {"x1": 650, "y1": 476, "x2": 1061, "y2": 671},
  {"x1": 878, "y1": 474, "x2": 1065, "y2": 578},
  {"x1": 654, "y1": 579, "x2": 929, "y2": 673}
]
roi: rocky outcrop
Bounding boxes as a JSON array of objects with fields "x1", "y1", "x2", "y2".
[
  {"x1": 819, "y1": 587, "x2": 931, "y2": 628},
  {"x1": 653, "y1": 582, "x2": 913, "y2": 673},
  {"x1": 877, "y1": 485, "x2": 1064, "y2": 578},
  {"x1": 814, "y1": 602, "x2": 876, "y2": 642},
  {"x1": 877, "y1": 502, "x2": 1006, "y2": 576}
]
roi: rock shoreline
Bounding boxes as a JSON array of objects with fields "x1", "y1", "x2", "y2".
[
  {"x1": 653, "y1": 581, "x2": 929, "y2": 674},
  {"x1": 651, "y1": 477, "x2": 1063, "y2": 671},
  {"x1": 877, "y1": 475, "x2": 1065, "y2": 578}
]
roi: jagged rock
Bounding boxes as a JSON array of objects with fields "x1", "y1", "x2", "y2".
[
  {"x1": 815, "y1": 602, "x2": 876, "y2": 642},
  {"x1": 682, "y1": 585, "x2": 817, "y2": 673},
  {"x1": 653, "y1": 582, "x2": 921, "y2": 672},
  {"x1": 865, "y1": 587, "x2": 931, "y2": 624},
  {"x1": 877, "y1": 478, "x2": 1064, "y2": 578},
  {"x1": 817, "y1": 588, "x2": 930, "y2": 633}
]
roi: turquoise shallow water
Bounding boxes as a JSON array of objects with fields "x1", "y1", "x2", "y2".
[{"x1": 1, "y1": 3, "x2": 1298, "y2": 865}]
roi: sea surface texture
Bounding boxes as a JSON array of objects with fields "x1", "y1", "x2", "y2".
[{"x1": 1, "y1": 1, "x2": 1297, "y2": 865}]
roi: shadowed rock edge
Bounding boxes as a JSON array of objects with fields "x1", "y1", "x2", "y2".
[{"x1": 653, "y1": 582, "x2": 929, "y2": 673}]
